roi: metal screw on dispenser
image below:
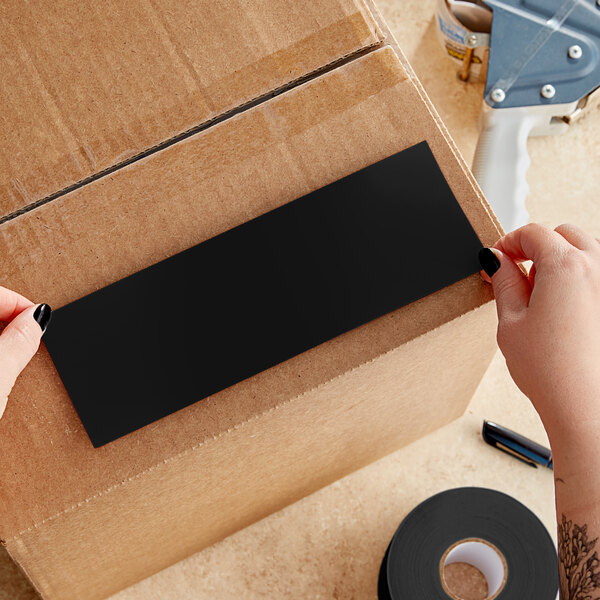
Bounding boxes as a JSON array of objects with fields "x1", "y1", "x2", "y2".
[
  {"x1": 568, "y1": 45, "x2": 582, "y2": 59},
  {"x1": 467, "y1": 34, "x2": 478, "y2": 47},
  {"x1": 540, "y1": 84, "x2": 556, "y2": 99},
  {"x1": 490, "y1": 88, "x2": 505, "y2": 103}
]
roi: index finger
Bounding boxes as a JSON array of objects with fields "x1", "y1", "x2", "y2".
[
  {"x1": 0, "y1": 286, "x2": 34, "y2": 321},
  {"x1": 494, "y1": 223, "x2": 571, "y2": 265}
]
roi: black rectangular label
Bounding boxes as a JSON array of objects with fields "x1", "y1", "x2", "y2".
[{"x1": 44, "y1": 142, "x2": 484, "y2": 447}]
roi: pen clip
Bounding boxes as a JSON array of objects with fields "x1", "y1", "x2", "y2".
[{"x1": 493, "y1": 440, "x2": 538, "y2": 468}]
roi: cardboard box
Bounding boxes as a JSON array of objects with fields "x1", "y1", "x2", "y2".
[{"x1": 0, "y1": 2, "x2": 502, "y2": 598}]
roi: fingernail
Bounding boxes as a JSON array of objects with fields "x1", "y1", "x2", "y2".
[
  {"x1": 33, "y1": 303, "x2": 52, "y2": 334},
  {"x1": 478, "y1": 248, "x2": 501, "y2": 278}
]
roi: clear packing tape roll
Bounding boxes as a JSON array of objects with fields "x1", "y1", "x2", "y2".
[
  {"x1": 435, "y1": 0, "x2": 491, "y2": 82},
  {"x1": 378, "y1": 488, "x2": 558, "y2": 599}
]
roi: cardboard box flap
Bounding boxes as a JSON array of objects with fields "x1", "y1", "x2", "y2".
[
  {"x1": 0, "y1": 0, "x2": 382, "y2": 218},
  {"x1": 0, "y1": 47, "x2": 500, "y2": 541}
]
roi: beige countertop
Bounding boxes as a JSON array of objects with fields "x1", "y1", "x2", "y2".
[{"x1": 1, "y1": 1, "x2": 598, "y2": 598}]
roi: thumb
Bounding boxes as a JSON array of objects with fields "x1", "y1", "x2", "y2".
[
  {"x1": 0, "y1": 304, "x2": 51, "y2": 419},
  {"x1": 485, "y1": 249, "x2": 531, "y2": 319}
]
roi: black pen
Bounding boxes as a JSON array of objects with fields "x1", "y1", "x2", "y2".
[{"x1": 482, "y1": 420, "x2": 553, "y2": 469}]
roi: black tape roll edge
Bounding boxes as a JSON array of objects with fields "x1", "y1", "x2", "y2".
[{"x1": 378, "y1": 487, "x2": 558, "y2": 599}]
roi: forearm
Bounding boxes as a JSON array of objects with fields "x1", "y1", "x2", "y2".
[
  {"x1": 483, "y1": 223, "x2": 600, "y2": 597},
  {"x1": 546, "y1": 423, "x2": 600, "y2": 599}
]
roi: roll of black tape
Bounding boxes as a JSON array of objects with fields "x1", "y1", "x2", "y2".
[{"x1": 378, "y1": 487, "x2": 558, "y2": 599}]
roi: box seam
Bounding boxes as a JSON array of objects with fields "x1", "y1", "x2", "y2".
[
  {"x1": 0, "y1": 38, "x2": 385, "y2": 227},
  {"x1": 8, "y1": 294, "x2": 493, "y2": 542}
]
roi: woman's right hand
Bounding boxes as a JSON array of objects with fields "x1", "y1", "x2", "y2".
[{"x1": 482, "y1": 223, "x2": 600, "y2": 438}]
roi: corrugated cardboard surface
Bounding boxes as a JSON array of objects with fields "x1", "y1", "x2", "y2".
[
  {"x1": 0, "y1": 46, "x2": 498, "y2": 539},
  {"x1": 0, "y1": 2, "x2": 501, "y2": 598},
  {"x1": 0, "y1": 0, "x2": 382, "y2": 217}
]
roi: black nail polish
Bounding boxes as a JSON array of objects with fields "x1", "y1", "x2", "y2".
[
  {"x1": 478, "y1": 248, "x2": 501, "y2": 278},
  {"x1": 33, "y1": 304, "x2": 52, "y2": 334}
]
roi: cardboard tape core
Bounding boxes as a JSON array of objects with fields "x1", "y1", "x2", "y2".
[{"x1": 440, "y1": 538, "x2": 507, "y2": 600}]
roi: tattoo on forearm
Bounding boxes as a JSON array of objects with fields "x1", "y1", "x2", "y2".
[{"x1": 558, "y1": 514, "x2": 600, "y2": 599}]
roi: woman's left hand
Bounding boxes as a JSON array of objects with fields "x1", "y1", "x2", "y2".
[{"x1": 0, "y1": 286, "x2": 51, "y2": 420}]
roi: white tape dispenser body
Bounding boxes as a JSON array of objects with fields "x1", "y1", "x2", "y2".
[{"x1": 436, "y1": 0, "x2": 600, "y2": 233}]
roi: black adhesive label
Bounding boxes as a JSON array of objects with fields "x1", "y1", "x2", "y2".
[{"x1": 44, "y1": 141, "x2": 484, "y2": 447}]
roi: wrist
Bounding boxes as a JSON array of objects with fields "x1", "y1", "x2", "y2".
[
  {"x1": 530, "y1": 390, "x2": 600, "y2": 441},
  {"x1": 545, "y1": 418, "x2": 600, "y2": 476}
]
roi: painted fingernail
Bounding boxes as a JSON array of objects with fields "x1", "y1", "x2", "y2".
[
  {"x1": 478, "y1": 248, "x2": 501, "y2": 278},
  {"x1": 33, "y1": 304, "x2": 52, "y2": 334}
]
